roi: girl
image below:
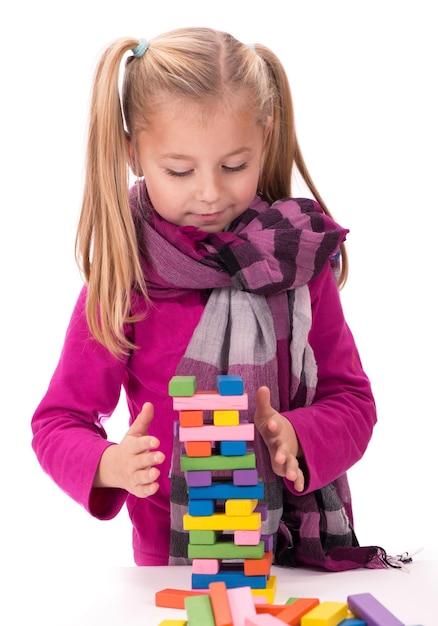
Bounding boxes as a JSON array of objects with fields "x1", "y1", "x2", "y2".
[{"x1": 32, "y1": 27, "x2": 390, "y2": 570}]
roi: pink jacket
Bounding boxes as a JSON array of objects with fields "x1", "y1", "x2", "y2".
[{"x1": 32, "y1": 261, "x2": 376, "y2": 565}]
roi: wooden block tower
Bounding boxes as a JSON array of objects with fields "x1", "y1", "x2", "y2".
[{"x1": 168, "y1": 374, "x2": 276, "y2": 602}]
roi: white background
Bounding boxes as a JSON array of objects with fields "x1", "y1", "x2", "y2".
[{"x1": 1, "y1": 0, "x2": 436, "y2": 572}]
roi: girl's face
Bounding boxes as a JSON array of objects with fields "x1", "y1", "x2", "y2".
[{"x1": 131, "y1": 100, "x2": 270, "y2": 232}]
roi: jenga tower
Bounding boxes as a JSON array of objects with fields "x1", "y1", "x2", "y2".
[{"x1": 169, "y1": 374, "x2": 276, "y2": 602}]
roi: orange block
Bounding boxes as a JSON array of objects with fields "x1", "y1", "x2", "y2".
[
  {"x1": 209, "y1": 581, "x2": 233, "y2": 626},
  {"x1": 275, "y1": 598, "x2": 320, "y2": 625},
  {"x1": 185, "y1": 441, "x2": 212, "y2": 457},
  {"x1": 244, "y1": 550, "x2": 273, "y2": 575},
  {"x1": 179, "y1": 410, "x2": 204, "y2": 427},
  {"x1": 155, "y1": 588, "x2": 206, "y2": 609}
]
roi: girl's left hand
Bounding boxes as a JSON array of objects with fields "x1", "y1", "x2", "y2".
[{"x1": 254, "y1": 386, "x2": 305, "y2": 492}]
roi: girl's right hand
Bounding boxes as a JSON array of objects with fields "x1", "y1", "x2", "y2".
[{"x1": 94, "y1": 402, "x2": 165, "y2": 498}]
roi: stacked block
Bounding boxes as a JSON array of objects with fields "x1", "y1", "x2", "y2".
[{"x1": 169, "y1": 374, "x2": 275, "y2": 600}]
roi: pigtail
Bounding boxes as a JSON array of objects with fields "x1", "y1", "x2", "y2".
[
  {"x1": 76, "y1": 38, "x2": 148, "y2": 356},
  {"x1": 256, "y1": 45, "x2": 348, "y2": 287}
]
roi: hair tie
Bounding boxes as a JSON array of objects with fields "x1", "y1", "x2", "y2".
[{"x1": 132, "y1": 38, "x2": 149, "y2": 58}]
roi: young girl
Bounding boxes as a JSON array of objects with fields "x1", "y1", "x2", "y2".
[{"x1": 32, "y1": 27, "x2": 391, "y2": 570}]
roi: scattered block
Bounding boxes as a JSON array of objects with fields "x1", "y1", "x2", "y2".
[
  {"x1": 245, "y1": 614, "x2": 287, "y2": 625},
  {"x1": 250, "y1": 576, "x2": 277, "y2": 604},
  {"x1": 157, "y1": 621, "x2": 188, "y2": 626},
  {"x1": 155, "y1": 587, "x2": 206, "y2": 609},
  {"x1": 185, "y1": 594, "x2": 216, "y2": 626},
  {"x1": 275, "y1": 597, "x2": 320, "y2": 625},
  {"x1": 347, "y1": 592, "x2": 404, "y2": 626},
  {"x1": 338, "y1": 618, "x2": 366, "y2": 625},
  {"x1": 209, "y1": 581, "x2": 234, "y2": 626},
  {"x1": 227, "y1": 586, "x2": 257, "y2": 626},
  {"x1": 301, "y1": 600, "x2": 348, "y2": 625}
]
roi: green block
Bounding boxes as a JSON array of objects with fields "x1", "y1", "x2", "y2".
[
  {"x1": 188, "y1": 539, "x2": 264, "y2": 560},
  {"x1": 185, "y1": 594, "x2": 215, "y2": 626},
  {"x1": 189, "y1": 530, "x2": 221, "y2": 545},
  {"x1": 168, "y1": 375, "x2": 196, "y2": 397},
  {"x1": 181, "y1": 452, "x2": 256, "y2": 472}
]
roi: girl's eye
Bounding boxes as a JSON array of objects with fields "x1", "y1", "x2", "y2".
[
  {"x1": 166, "y1": 169, "x2": 193, "y2": 177},
  {"x1": 223, "y1": 163, "x2": 248, "y2": 173}
]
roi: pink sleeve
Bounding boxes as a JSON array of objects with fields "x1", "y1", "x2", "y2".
[
  {"x1": 284, "y1": 262, "x2": 377, "y2": 494},
  {"x1": 31, "y1": 287, "x2": 129, "y2": 519}
]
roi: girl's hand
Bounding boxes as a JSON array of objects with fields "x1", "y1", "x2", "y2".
[
  {"x1": 254, "y1": 386, "x2": 305, "y2": 492},
  {"x1": 94, "y1": 402, "x2": 165, "y2": 498}
]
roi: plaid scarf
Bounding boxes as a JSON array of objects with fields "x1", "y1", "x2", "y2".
[{"x1": 132, "y1": 183, "x2": 399, "y2": 572}]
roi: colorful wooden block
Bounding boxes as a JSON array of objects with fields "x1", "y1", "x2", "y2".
[
  {"x1": 301, "y1": 601, "x2": 348, "y2": 625},
  {"x1": 217, "y1": 374, "x2": 245, "y2": 395},
  {"x1": 233, "y1": 468, "x2": 259, "y2": 485},
  {"x1": 274, "y1": 597, "x2": 320, "y2": 625},
  {"x1": 338, "y1": 619, "x2": 366, "y2": 625},
  {"x1": 188, "y1": 539, "x2": 264, "y2": 560},
  {"x1": 184, "y1": 511, "x2": 261, "y2": 531},
  {"x1": 189, "y1": 530, "x2": 221, "y2": 545},
  {"x1": 225, "y1": 498, "x2": 258, "y2": 516},
  {"x1": 185, "y1": 441, "x2": 212, "y2": 457},
  {"x1": 182, "y1": 452, "x2": 256, "y2": 472},
  {"x1": 347, "y1": 593, "x2": 404, "y2": 626},
  {"x1": 227, "y1": 586, "x2": 257, "y2": 626},
  {"x1": 173, "y1": 392, "x2": 248, "y2": 411},
  {"x1": 185, "y1": 471, "x2": 212, "y2": 487},
  {"x1": 179, "y1": 410, "x2": 204, "y2": 427},
  {"x1": 261, "y1": 534, "x2": 274, "y2": 551},
  {"x1": 192, "y1": 558, "x2": 220, "y2": 574},
  {"x1": 169, "y1": 375, "x2": 196, "y2": 397},
  {"x1": 188, "y1": 480, "x2": 264, "y2": 500},
  {"x1": 185, "y1": 594, "x2": 216, "y2": 626},
  {"x1": 208, "y1": 581, "x2": 233, "y2": 626},
  {"x1": 235, "y1": 529, "x2": 262, "y2": 546},
  {"x1": 251, "y1": 576, "x2": 277, "y2": 605},
  {"x1": 192, "y1": 569, "x2": 267, "y2": 590},
  {"x1": 213, "y1": 409, "x2": 240, "y2": 426},
  {"x1": 179, "y1": 423, "x2": 254, "y2": 442},
  {"x1": 155, "y1": 587, "x2": 206, "y2": 609},
  {"x1": 157, "y1": 620, "x2": 188, "y2": 626},
  {"x1": 244, "y1": 550, "x2": 273, "y2": 576},
  {"x1": 188, "y1": 499, "x2": 215, "y2": 516},
  {"x1": 220, "y1": 440, "x2": 247, "y2": 456}
]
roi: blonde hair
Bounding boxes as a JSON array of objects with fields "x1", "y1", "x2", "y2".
[{"x1": 76, "y1": 27, "x2": 348, "y2": 356}]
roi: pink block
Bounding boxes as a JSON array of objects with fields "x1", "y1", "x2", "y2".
[
  {"x1": 191, "y1": 558, "x2": 220, "y2": 574},
  {"x1": 173, "y1": 392, "x2": 248, "y2": 411},
  {"x1": 245, "y1": 614, "x2": 285, "y2": 625},
  {"x1": 179, "y1": 423, "x2": 254, "y2": 442},
  {"x1": 227, "y1": 586, "x2": 257, "y2": 626},
  {"x1": 234, "y1": 529, "x2": 262, "y2": 546}
]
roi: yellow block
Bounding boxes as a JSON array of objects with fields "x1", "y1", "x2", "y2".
[
  {"x1": 157, "y1": 621, "x2": 187, "y2": 626},
  {"x1": 301, "y1": 601, "x2": 348, "y2": 625},
  {"x1": 225, "y1": 498, "x2": 258, "y2": 516},
  {"x1": 213, "y1": 409, "x2": 240, "y2": 425},
  {"x1": 183, "y1": 512, "x2": 261, "y2": 531},
  {"x1": 251, "y1": 575, "x2": 277, "y2": 604}
]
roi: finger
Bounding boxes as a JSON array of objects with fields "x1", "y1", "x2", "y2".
[{"x1": 127, "y1": 402, "x2": 155, "y2": 438}]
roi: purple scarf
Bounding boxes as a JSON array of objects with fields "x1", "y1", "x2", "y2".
[{"x1": 131, "y1": 183, "x2": 405, "y2": 572}]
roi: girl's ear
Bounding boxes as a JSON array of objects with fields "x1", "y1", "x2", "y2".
[{"x1": 126, "y1": 132, "x2": 143, "y2": 177}]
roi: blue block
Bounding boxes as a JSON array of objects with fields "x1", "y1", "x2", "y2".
[
  {"x1": 192, "y1": 569, "x2": 267, "y2": 589},
  {"x1": 217, "y1": 375, "x2": 244, "y2": 396},
  {"x1": 188, "y1": 480, "x2": 264, "y2": 500},
  {"x1": 220, "y1": 440, "x2": 247, "y2": 456},
  {"x1": 339, "y1": 619, "x2": 367, "y2": 625},
  {"x1": 188, "y1": 499, "x2": 215, "y2": 516}
]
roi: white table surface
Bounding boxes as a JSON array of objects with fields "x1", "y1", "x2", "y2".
[{"x1": 6, "y1": 550, "x2": 437, "y2": 625}]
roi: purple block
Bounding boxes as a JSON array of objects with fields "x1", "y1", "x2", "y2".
[
  {"x1": 233, "y1": 468, "x2": 259, "y2": 486},
  {"x1": 261, "y1": 534, "x2": 274, "y2": 551},
  {"x1": 185, "y1": 470, "x2": 212, "y2": 487},
  {"x1": 255, "y1": 503, "x2": 267, "y2": 521},
  {"x1": 347, "y1": 593, "x2": 404, "y2": 626}
]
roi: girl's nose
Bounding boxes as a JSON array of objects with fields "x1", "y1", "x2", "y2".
[{"x1": 195, "y1": 171, "x2": 222, "y2": 204}]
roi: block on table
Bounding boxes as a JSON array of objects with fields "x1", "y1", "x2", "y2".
[
  {"x1": 347, "y1": 592, "x2": 404, "y2": 626},
  {"x1": 209, "y1": 581, "x2": 234, "y2": 626},
  {"x1": 301, "y1": 601, "x2": 348, "y2": 625},
  {"x1": 185, "y1": 594, "x2": 216, "y2": 626},
  {"x1": 227, "y1": 585, "x2": 257, "y2": 625}
]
